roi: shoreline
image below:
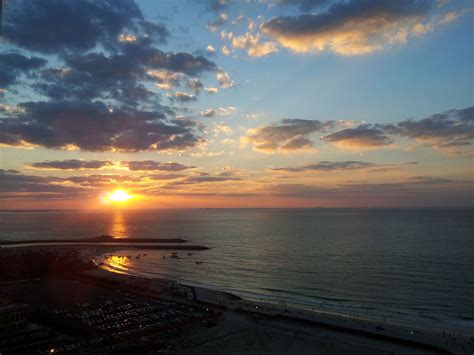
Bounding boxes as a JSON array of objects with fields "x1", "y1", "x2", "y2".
[
  {"x1": 94, "y1": 249, "x2": 474, "y2": 336},
  {"x1": 82, "y1": 267, "x2": 473, "y2": 355},
  {"x1": 90, "y1": 253, "x2": 473, "y2": 354},
  {"x1": 2, "y1": 243, "x2": 473, "y2": 354}
]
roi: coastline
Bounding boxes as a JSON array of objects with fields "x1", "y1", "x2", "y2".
[
  {"x1": 89, "y1": 250, "x2": 473, "y2": 354},
  {"x1": 82, "y1": 266, "x2": 473, "y2": 355},
  {"x1": 1, "y1": 242, "x2": 473, "y2": 354}
]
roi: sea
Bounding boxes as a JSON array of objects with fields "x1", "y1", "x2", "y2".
[{"x1": 1, "y1": 208, "x2": 473, "y2": 333}]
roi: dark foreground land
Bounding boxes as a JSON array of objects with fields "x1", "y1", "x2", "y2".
[{"x1": 0, "y1": 247, "x2": 472, "y2": 354}]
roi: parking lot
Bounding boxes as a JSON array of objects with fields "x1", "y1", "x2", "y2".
[{"x1": 0, "y1": 279, "x2": 218, "y2": 353}]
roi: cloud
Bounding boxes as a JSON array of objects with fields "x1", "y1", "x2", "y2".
[
  {"x1": 242, "y1": 118, "x2": 334, "y2": 153},
  {"x1": 29, "y1": 159, "x2": 114, "y2": 170},
  {"x1": 321, "y1": 125, "x2": 393, "y2": 149},
  {"x1": 200, "y1": 106, "x2": 237, "y2": 117},
  {"x1": 222, "y1": 45, "x2": 231, "y2": 56},
  {"x1": 187, "y1": 78, "x2": 204, "y2": 95},
  {"x1": 0, "y1": 169, "x2": 20, "y2": 175},
  {"x1": 3, "y1": 0, "x2": 168, "y2": 54},
  {"x1": 280, "y1": 136, "x2": 314, "y2": 151},
  {"x1": 0, "y1": 169, "x2": 87, "y2": 198},
  {"x1": 0, "y1": 101, "x2": 203, "y2": 152},
  {"x1": 168, "y1": 91, "x2": 197, "y2": 103},
  {"x1": 274, "y1": 0, "x2": 333, "y2": 12},
  {"x1": 134, "y1": 48, "x2": 217, "y2": 76},
  {"x1": 272, "y1": 160, "x2": 375, "y2": 172},
  {"x1": 148, "y1": 69, "x2": 182, "y2": 90},
  {"x1": 122, "y1": 161, "x2": 195, "y2": 171},
  {"x1": 262, "y1": 0, "x2": 451, "y2": 55},
  {"x1": 200, "y1": 0, "x2": 231, "y2": 14},
  {"x1": 262, "y1": 176, "x2": 474, "y2": 206},
  {"x1": 386, "y1": 107, "x2": 474, "y2": 154},
  {"x1": 61, "y1": 174, "x2": 142, "y2": 188},
  {"x1": 320, "y1": 106, "x2": 474, "y2": 153},
  {"x1": 221, "y1": 31, "x2": 279, "y2": 58},
  {"x1": 207, "y1": 44, "x2": 216, "y2": 54},
  {"x1": 217, "y1": 70, "x2": 234, "y2": 88},
  {"x1": 146, "y1": 174, "x2": 187, "y2": 181},
  {"x1": 271, "y1": 160, "x2": 419, "y2": 173},
  {"x1": 178, "y1": 175, "x2": 242, "y2": 185},
  {"x1": 240, "y1": 106, "x2": 472, "y2": 154},
  {"x1": 0, "y1": 53, "x2": 47, "y2": 88},
  {"x1": 2, "y1": 0, "x2": 221, "y2": 124},
  {"x1": 207, "y1": 13, "x2": 229, "y2": 32},
  {"x1": 213, "y1": 123, "x2": 232, "y2": 137},
  {"x1": 35, "y1": 46, "x2": 217, "y2": 105},
  {"x1": 0, "y1": 1, "x2": 231, "y2": 160}
]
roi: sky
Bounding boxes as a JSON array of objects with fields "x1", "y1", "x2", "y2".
[{"x1": 0, "y1": 0, "x2": 473, "y2": 209}]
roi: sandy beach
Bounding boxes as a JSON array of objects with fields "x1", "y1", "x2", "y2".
[{"x1": 2, "y1": 242, "x2": 473, "y2": 354}]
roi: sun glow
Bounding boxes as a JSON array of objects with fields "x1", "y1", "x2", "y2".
[{"x1": 107, "y1": 189, "x2": 134, "y2": 203}]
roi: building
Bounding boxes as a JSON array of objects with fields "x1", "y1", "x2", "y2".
[
  {"x1": 0, "y1": 304, "x2": 51, "y2": 352},
  {"x1": 0, "y1": 304, "x2": 29, "y2": 332}
]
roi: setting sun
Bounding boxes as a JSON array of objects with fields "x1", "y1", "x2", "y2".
[{"x1": 107, "y1": 189, "x2": 134, "y2": 203}]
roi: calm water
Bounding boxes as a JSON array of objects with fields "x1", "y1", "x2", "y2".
[{"x1": 1, "y1": 208, "x2": 473, "y2": 333}]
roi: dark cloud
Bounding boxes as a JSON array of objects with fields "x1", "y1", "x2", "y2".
[
  {"x1": 0, "y1": 101, "x2": 203, "y2": 152},
  {"x1": 246, "y1": 107, "x2": 472, "y2": 154},
  {"x1": 0, "y1": 169, "x2": 87, "y2": 198},
  {"x1": 120, "y1": 42, "x2": 217, "y2": 76},
  {"x1": 187, "y1": 79, "x2": 204, "y2": 95},
  {"x1": 0, "y1": 53, "x2": 47, "y2": 88},
  {"x1": 34, "y1": 46, "x2": 216, "y2": 106},
  {"x1": 147, "y1": 174, "x2": 187, "y2": 181},
  {"x1": 272, "y1": 161, "x2": 375, "y2": 173},
  {"x1": 35, "y1": 53, "x2": 149, "y2": 104},
  {"x1": 0, "y1": 169, "x2": 20, "y2": 175},
  {"x1": 263, "y1": 177, "x2": 474, "y2": 206},
  {"x1": 2, "y1": 0, "x2": 168, "y2": 54},
  {"x1": 244, "y1": 118, "x2": 335, "y2": 152},
  {"x1": 339, "y1": 176, "x2": 471, "y2": 190},
  {"x1": 386, "y1": 107, "x2": 474, "y2": 150},
  {"x1": 62, "y1": 174, "x2": 141, "y2": 187},
  {"x1": 29, "y1": 159, "x2": 114, "y2": 170},
  {"x1": 185, "y1": 176, "x2": 241, "y2": 183},
  {"x1": 264, "y1": 184, "x2": 332, "y2": 198},
  {"x1": 262, "y1": 0, "x2": 433, "y2": 55},
  {"x1": 1, "y1": 0, "x2": 219, "y2": 152},
  {"x1": 319, "y1": 107, "x2": 473, "y2": 152},
  {"x1": 123, "y1": 161, "x2": 195, "y2": 171},
  {"x1": 168, "y1": 92, "x2": 197, "y2": 103},
  {"x1": 174, "y1": 175, "x2": 242, "y2": 185},
  {"x1": 321, "y1": 125, "x2": 393, "y2": 148},
  {"x1": 280, "y1": 136, "x2": 314, "y2": 151},
  {"x1": 273, "y1": 161, "x2": 419, "y2": 173}
]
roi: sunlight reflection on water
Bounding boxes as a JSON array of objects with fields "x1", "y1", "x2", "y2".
[{"x1": 109, "y1": 211, "x2": 127, "y2": 238}]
